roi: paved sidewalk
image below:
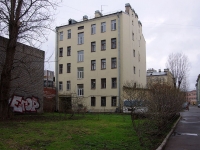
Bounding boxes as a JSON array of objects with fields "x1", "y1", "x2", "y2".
[{"x1": 164, "y1": 106, "x2": 200, "y2": 150}]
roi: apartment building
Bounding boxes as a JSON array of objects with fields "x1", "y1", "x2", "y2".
[
  {"x1": 147, "y1": 68, "x2": 174, "y2": 87},
  {"x1": 186, "y1": 90, "x2": 197, "y2": 105},
  {"x1": 55, "y1": 3, "x2": 146, "y2": 112}
]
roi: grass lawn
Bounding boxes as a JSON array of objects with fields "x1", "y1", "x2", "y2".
[{"x1": 0, "y1": 113, "x2": 145, "y2": 150}]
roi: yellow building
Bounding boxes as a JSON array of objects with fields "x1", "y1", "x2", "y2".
[
  {"x1": 55, "y1": 3, "x2": 146, "y2": 112},
  {"x1": 147, "y1": 68, "x2": 174, "y2": 87}
]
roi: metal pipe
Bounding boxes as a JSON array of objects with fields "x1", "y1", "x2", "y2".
[
  {"x1": 117, "y1": 12, "x2": 121, "y2": 112},
  {"x1": 55, "y1": 27, "x2": 59, "y2": 111}
]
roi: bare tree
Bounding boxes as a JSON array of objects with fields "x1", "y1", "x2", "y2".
[
  {"x1": 0, "y1": 0, "x2": 59, "y2": 119},
  {"x1": 166, "y1": 52, "x2": 190, "y2": 90}
]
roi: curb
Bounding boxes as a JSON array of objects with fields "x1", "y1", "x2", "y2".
[{"x1": 156, "y1": 115, "x2": 182, "y2": 150}]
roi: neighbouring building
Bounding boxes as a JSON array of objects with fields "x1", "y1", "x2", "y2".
[
  {"x1": 0, "y1": 36, "x2": 44, "y2": 113},
  {"x1": 55, "y1": 3, "x2": 146, "y2": 112},
  {"x1": 196, "y1": 74, "x2": 200, "y2": 104},
  {"x1": 44, "y1": 70, "x2": 54, "y2": 88},
  {"x1": 146, "y1": 68, "x2": 174, "y2": 87},
  {"x1": 43, "y1": 70, "x2": 56, "y2": 112},
  {"x1": 186, "y1": 90, "x2": 197, "y2": 105}
]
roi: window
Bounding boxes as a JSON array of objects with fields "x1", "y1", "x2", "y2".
[
  {"x1": 59, "y1": 31, "x2": 63, "y2": 41},
  {"x1": 101, "y1": 40, "x2": 106, "y2": 50},
  {"x1": 101, "y1": 97, "x2": 106, "y2": 106},
  {"x1": 101, "y1": 59, "x2": 106, "y2": 69},
  {"x1": 138, "y1": 52, "x2": 140, "y2": 61},
  {"x1": 77, "y1": 84, "x2": 84, "y2": 96},
  {"x1": 91, "y1": 79, "x2": 96, "y2": 89},
  {"x1": 67, "y1": 46, "x2": 71, "y2": 56},
  {"x1": 111, "y1": 97, "x2": 117, "y2": 106},
  {"x1": 132, "y1": 20, "x2": 133, "y2": 25},
  {"x1": 112, "y1": 78, "x2": 117, "y2": 88},
  {"x1": 111, "y1": 38, "x2": 116, "y2": 49},
  {"x1": 134, "y1": 66, "x2": 136, "y2": 74},
  {"x1": 91, "y1": 42, "x2": 96, "y2": 52},
  {"x1": 111, "y1": 58, "x2": 117, "y2": 69},
  {"x1": 78, "y1": 32, "x2": 84, "y2": 44},
  {"x1": 111, "y1": 20, "x2": 116, "y2": 30},
  {"x1": 59, "y1": 48, "x2": 63, "y2": 57},
  {"x1": 68, "y1": 29, "x2": 71, "y2": 39},
  {"x1": 59, "y1": 81, "x2": 63, "y2": 91},
  {"x1": 101, "y1": 78, "x2": 106, "y2": 89},
  {"x1": 133, "y1": 50, "x2": 135, "y2": 57},
  {"x1": 101, "y1": 22, "x2": 106, "y2": 32},
  {"x1": 67, "y1": 63, "x2": 71, "y2": 73},
  {"x1": 59, "y1": 64, "x2": 63, "y2": 74},
  {"x1": 78, "y1": 50, "x2": 84, "y2": 62},
  {"x1": 77, "y1": 67, "x2": 84, "y2": 79},
  {"x1": 91, "y1": 24, "x2": 96, "y2": 34},
  {"x1": 78, "y1": 26, "x2": 84, "y2": 30},
  {"x1": 132, "y1": 33, "x2": 134, "y2": 41},
  {"x1": 91, "y1": 60, "x2": 96, "y2": 70},
  {"x1": 91, "y1": 97, "x2": 96, "y2": 106},
  {"x1": 67, "y1": 81, "x2": 71, "y2": 91}
]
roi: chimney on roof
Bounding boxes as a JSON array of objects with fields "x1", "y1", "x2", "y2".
[
  {"x1": 164, "y1": 69, "x2": 169, "y2": 72},
  {"x1": 95, "y1": 10, "x2": 102, "y2": 18},
  {"x1": 83, "y1": 15, "x2": 88, "y2": 21},
  {"x1": 125, "y1": 3, "x2": 132, "y2": 14}
]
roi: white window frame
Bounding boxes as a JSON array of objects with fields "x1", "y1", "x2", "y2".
[
  {"x1": 91, "y1": 42, "x2": 96, "y2": 52},
  {"x1": 59, "y1": 48, "x2": 63, "y2": 57},
  {"x1": 91, "y1": 24, "x2": 96, "y2": 34},
  {"x1": 101, "y1": 22, "x2": 106, "y2": 33},
  {"x1": 78, "y1": 32, "x2": 84, "y2": 44},
  {"x1": 91, "y1": 60, "x2": 96, "y2": 70},
  {"x1": 78, "y1": 50, "x2": 84, "y2": 62},
  {"x1": 77, "y1": 84, "x2": 84, "y2": 96},
  {"x1": 60, "y1": 31, "x2": 63, "y2": 41},
  {"x1": 68, "y1": 29, "x2": 71, "y2": 39},
  {"x1": 111, "y1": 20, "x2": 116, "y2": 31},
  {"x1": 112, "y1": 78, "x2": 117, "y2": 88},
  {"x1": 101, "y1": 40, "x2": 106, "y2": 50},
  {"x1": 67, "y1": 81, "x2": 71, "y2": 91},
  {"x1": 101, "y1": 59, "x2": 106, "y2": 69},
  {"x1": 59, "y1": 82, "x2": 63, "y2": 91},
  {"x1": 111, "y1": 97, "x2": 117, "y2": 106},
  {"x1": 111, "y1": 58, "x2": 117, "y2": 69},
  {"x1": 77, "y1": 67, "x2": 84, "y2": 79}
]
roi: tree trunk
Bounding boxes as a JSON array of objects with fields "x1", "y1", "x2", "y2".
[{"x1": 0, "y1": 35, "x2": 18, "y2": 119}]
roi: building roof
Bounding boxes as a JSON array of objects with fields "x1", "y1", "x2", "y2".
[{"x1": 147, "y1": 72, "x2": 167, "y2": 76}]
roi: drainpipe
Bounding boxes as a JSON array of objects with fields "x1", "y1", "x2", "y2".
[
  {"x1": 55, "y1": 27, "x2": 59, "y2": 111},
  {"x1": 117, "y1": 12, "x2": 121, "y2": 112}
]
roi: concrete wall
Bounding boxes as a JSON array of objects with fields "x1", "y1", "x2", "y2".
[{"x1": 0, "y1": 36, "x2": 44, "y2": 113}]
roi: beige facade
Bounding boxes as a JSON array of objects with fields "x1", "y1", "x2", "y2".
[
  {"x1": 55, "y1": 3, "x2": 146, "y2": 112},
  {"x1": 147, "y1": 68, "x2": 174, "y2": 87}
]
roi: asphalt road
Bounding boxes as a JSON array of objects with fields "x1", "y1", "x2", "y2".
[{"x1": 164, "y1": 105, "x2": 200, "y2": 150}]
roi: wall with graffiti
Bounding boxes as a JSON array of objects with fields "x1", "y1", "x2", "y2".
[{"x1": 9, "y1": 95, "x2": 40, "y2": 113}]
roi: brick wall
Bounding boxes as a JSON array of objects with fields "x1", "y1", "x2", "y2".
[{"x1": 0, "y1": 36, "x2": 44, "y2": 113}]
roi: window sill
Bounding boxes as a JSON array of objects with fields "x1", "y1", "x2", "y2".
[
  {"x1": 101, "y1": 88, "x2": 106, "y2": 89},
  {"x1": 91, "y1": 88, "x2": 96, "y2": 90},
  {"x1": 101, "y1": 49, "x2": 106, "y2": 51},
  {"x1": 111, "y1": 29, "x2": 116, "y2": 31},
  {"x1": 78, "y1": 43, "x2": 84, "y2": 45},
  {"x1": 91, "y1": 51, "x2": 96, "y2": 52},
  {"x1": 59, "y1": 56, "x2": 63, "y2": 57},
  {"x1": 101, "y1": 106, "x2": 106, "y2": 107},
  {"x1": 101, "y1": 68, "x2": 106, "y2": 70},
  {"x1": 111, "y1": 48, "x2": 116, "y2": 49},
  {"x1": 111, "y1": 67, "x2": 117, "y2": 69},
  {"x1": 91, "y1": 69, "x2": 96, "y2": 71}
]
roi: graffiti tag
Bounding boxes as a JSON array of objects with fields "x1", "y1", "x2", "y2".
[{"x1": 9, "y1": 95, "x2": 40, "y2": 113}]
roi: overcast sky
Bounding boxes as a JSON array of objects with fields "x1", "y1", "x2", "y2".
[{"x1": 43, "y1": 0, "x2": 200, "y2": 91}]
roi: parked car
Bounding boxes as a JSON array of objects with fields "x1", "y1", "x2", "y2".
[{"x1": 198, "y1": 104, "x2": 200, "y2": 108}]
